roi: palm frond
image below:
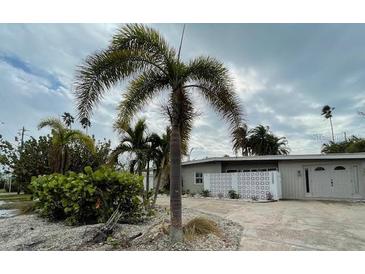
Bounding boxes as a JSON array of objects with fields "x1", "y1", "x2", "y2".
[
  {"x1": 184, "y1": 56, "x2": 243, "y2": 132},
  {"x1": 74, "y1": 48, "x2": 168, "y2": 120},
  {"x1": 232, "y1": 125, "x2": 249, "y2": 155},
  {"x1": 109, "y1": 143, "x2": 133, "y2": 164},
  {"x1": 66, "y1": 130, "x2": 95, "y2": 153},
  {"x1": 115, "y1": 69, "x2": 170, "y2": 127},
  {"x1": 37, "y1": 118, "x2": 65, "y2": 132},
  {"x1": 111, "y1": 24, "x2": 176, "y2": 68}
]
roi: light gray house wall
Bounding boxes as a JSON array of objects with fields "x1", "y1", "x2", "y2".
[
  {"x1": 278, "y1": 159, "x2": 365, "y2": 200},
  {"x1": 181, "y1": 161, "x2": 221, "y2": 194},
  {"x1": 178, "y1": 154, "x2": 365, "y2": 200}
]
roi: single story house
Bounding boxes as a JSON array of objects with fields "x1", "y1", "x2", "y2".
[{"x1": 177, "y1": 153, "x2": 365, "y2": 200}]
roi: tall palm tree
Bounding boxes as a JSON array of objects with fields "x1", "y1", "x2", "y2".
[
  {"x1": 74, "y1": 24, "x2": 243, "y2": 241},
  {"x1": 248, "y1": 125, "x2": 289, "y2": 155},
  {"x1": 321, "y1": 105, "x2": 335, "y2": 142},
  {"x1": 62, "y1": 112, "x2": 75, "y2": 129},
  {"x1": 111, "y1": 118, "x2": 150, "y2": 175},
  {"x1": 38, "y1": 118, "x2": 95, "y2": 174},
  {"x1": 232, "y1": 124, "x2": 250, "y2": 156}
]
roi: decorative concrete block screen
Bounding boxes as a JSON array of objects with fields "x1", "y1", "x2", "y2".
[{"x1": 203, "y1": 171, "x2": 282, "y2": 200}]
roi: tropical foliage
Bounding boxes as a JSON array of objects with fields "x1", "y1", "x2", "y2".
[
  {"x1": 62, "y1": 112, "x2": 75, "y2": 128},
  {"x1": 67, "y1": 138, "x2": 111, "y2": 173},
  {"x1": 232, "y1": 125, "x2": 250, "y2": 156},
  {"x1": 73, "y1": 24, "x2": 243, "y2": 241},
  {"x1": 31, "y1": 166, "x2": 144, "y2": 225},
  {"x1": 0, "y1": 134, "x2": 14, "y2": 173},
  {"x1": 111, "y1": 118, "x2": 150, "y2": 174},
  {"x1": 322, "y1": 136, "x2": 365, "y2": 153},
  {"x1": 38, "y1": 117, "x2": 95, "y2": 174},
  {"x1": 233, "y1": 125, "x2": 290, "y2": 155},
  {"x1": 12, "y1": 135, "x2": 53, "y2": 193},
  {"x1": 151, "y1": 127, "x2": 171, "y2": 206},
  {"x1": 0, "y1": 118, "x2": 111, "y2": 193}
]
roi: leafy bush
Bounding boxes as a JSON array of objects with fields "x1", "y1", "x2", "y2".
[
  {"x1": 217, "y1": 193, "x2": 224, "y2": 199},
  {"x1": 31, "y1": 166, "x2": 144, "y2": 225},
  {"x1": 183, "y1": 217, "x2": 221, "y2": 240},
  {"x1": 266, "y1": 192, "x2": 273, "y2": 200},
  {"x1": 201, "y1": 190, "x2": 211, "y2": 197},
  {"x1": 251, "y1": 195, "x2": 258, "y2": 201},
  {"x1": 228, "y1": 190, "x2": 240, "y2": 199}
]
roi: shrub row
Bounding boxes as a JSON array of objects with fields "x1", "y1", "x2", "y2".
[{"x1": 31, "y1": 166, "x2": 144, "y2": 225}]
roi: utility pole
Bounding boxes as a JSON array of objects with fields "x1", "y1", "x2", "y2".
[{"x1": 344, "y1": 132, "x2": 348, "y2": 142}]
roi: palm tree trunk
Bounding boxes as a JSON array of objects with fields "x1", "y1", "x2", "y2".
[
  {"x1": 152, "y1": 156, "x2": 165, "y2": 207},
  {"x1": 329, "y1": 117, "x2": 335, "y2": 142},
  {"x1": 169, "y1": 123, "x2": 183, "y2": 242},
  {"x1": 145, "y1": 159, "x2": 150, "y2": 208},
  {"x1": 60, "y1": 147, "x2": 65, "y2": 174},
  {"x1": 146, "y1": 159, "x2": 150, "y2": 192}
]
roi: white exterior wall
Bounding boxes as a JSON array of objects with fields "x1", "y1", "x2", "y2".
[
  {"x1": 142, "y1": 171, "x2": 154, "y2": 191},
  {"x1": 204, "y1": 171, "x2": 282, "y2": 200},
  {"x1": 279, "y1": 160, "x2": 365, "y2": 200},
  {"x1": 181, "y1": 162, "x2": 222, "y2": 194}
]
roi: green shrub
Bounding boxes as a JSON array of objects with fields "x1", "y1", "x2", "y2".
[
  {"x1": 31, "y1": 166, "x2": 144, "y2": 225},
  {"x1": 228, "y1": 190, "x2": 240, "y2": 199},
  {"x1": 201, "y1": 190, "x2": 211, "y2": 197}
]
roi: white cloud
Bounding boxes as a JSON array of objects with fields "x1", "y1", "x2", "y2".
[{"x1": 1, "y1": 24, "x2": 364, "y2": 159}]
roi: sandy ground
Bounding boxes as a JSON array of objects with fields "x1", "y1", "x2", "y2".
[
  {"x1": 0, "y1": 207, "x2": 242, "y2": 251},
  {"x1": 157, "y1": 196, "x2": 365, "y2": 250}
]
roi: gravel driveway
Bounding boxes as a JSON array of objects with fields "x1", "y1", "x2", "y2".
[{"x1": 158, "y1": 196, "x2": 365, "y2": 250}]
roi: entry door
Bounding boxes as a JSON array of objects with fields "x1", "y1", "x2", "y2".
[
  {"x1": 331, "y1": 165, "x2": 352, "y2": 198},
  {"x1": 309, "y1": 164, "x2": 353, "y2": 198},
  {"x1": 310, "y1": 166, "x2": 332, "y2": 197}
]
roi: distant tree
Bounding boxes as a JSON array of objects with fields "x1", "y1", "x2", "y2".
[
  {"x1": 0, "y1": 135, "x2": 14, "y2": 172},
  {"x1": 321, "y1": 105, "x2": 335, "y2": 142},
  {"x1": 67, "y1": 138, "x2": 111, "y2": 172},
  {"x1": 11, "y1": 135, "x2": 53, "y2": 193},
  {"x1": 80, "y1": 117, "x2": 91, "y2": 132},
  {"x1": 322, "y1": 136, "x2": 365, "y2": 153},
  {"x1": 232, "y1": 125, "x2": 250, "y2": 156},
  {"x1": 247, "y1": 125, "x2": 289, "y2": 155},
  {"x1": 62, "y1": 112, "x2": 75, "y2": 129},
  {"x1": 151, "y1": 127, "x2": 171, "y2": 207},
  {"x1": 38, "y1": 118, "x2": 95, "y2": 174},
  {"x1": 111, "y1": 118, "x2": 150, "y2": 175}
]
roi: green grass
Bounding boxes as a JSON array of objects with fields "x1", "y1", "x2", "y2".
[
  {"x1": 0, "y1": 193, "x2": 32, "y2": 202},
  {"x1": 0, "y1": 191, "x2": 35, "y2": 215}
]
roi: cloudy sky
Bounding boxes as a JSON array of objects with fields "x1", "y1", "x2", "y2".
[{"x1": 0, "y1": 24, "x2": 364, "y2": 159}]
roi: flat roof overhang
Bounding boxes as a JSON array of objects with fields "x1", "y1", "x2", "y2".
[{"x1": 182, "y1": 153, "x2": 365, "y2": 166}]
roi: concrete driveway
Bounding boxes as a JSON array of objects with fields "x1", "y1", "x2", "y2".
[{"x1": 158, "y1": 196, "x2": 365, "y2": 250}]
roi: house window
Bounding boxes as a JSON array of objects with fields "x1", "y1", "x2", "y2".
[
  {"x1": 195, "y1": 172, "x2": 203, "y2": 184},
  {"x1": 314, "y1": 167, "x2": 325, "y2": 171},
  {"x1": 304, "y1": 168, "x2": 310, "y2": 193},
  {"x1": 334, "y1": 166, "x2": 346, "y2": 170}
]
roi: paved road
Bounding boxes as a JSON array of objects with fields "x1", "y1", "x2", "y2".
[{"x1": 158, "y1": 196, "x2": 365, "y2": 250}]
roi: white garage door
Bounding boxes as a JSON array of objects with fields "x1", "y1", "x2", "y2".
[{"x1": 309, "y1": 164, "x2": 354, "y2": 199}]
